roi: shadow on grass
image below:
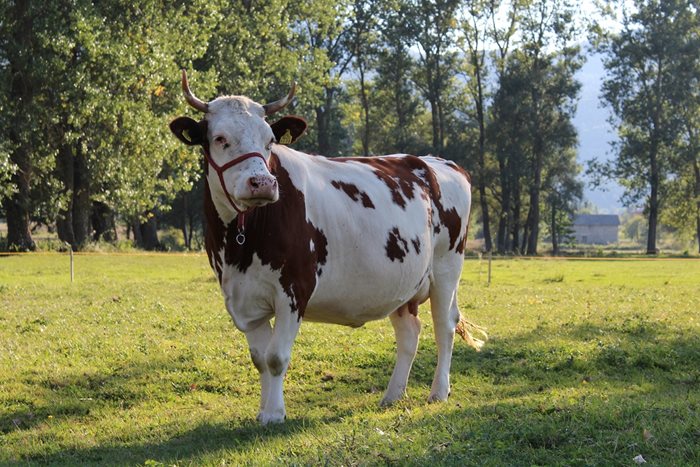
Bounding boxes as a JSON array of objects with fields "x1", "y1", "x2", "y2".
[
  {"x1": 4, "y1": 319, "x2": 699, "y2": 465},
  {"x1": 29, "y1": 417, "x2": 332, "y2": 466},
  {"x1": 3, "y1": 357, "x2": 344, "y2": 465},
  {"x1": 368, "y1": 387, "x2": 700, "y2": 466},
  {"x1": 302, "y1": 323, "x2": 700, "y2": 465}
]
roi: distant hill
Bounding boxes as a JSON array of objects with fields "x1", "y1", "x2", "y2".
[{"x1": 574, "y1": 52, "x2": 625, "y2": 213}]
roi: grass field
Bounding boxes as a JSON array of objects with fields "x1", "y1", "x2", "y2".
[{"x1": 1, "y1": 254, "x2": 699, "y2": 466}]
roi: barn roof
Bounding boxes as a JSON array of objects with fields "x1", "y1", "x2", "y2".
[{"x1": 573, "y1": 214, "x2": 620, "y2": 226}]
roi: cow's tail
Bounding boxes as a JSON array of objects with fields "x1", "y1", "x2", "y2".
[{"x1": 456, "y1": 315, "x2": 487, "y2": 351}]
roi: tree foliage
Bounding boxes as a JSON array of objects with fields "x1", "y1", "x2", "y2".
[
  {"x1": 4, "y1": 0, "x2": 694, "y2": 254},
  {"x1": 592, "y1": 0, "x2": 699, "y2": 254}
]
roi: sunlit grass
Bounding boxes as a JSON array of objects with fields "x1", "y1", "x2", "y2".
[{"x1": 1, "y1": 254, "x2": 699, "y2": 465}]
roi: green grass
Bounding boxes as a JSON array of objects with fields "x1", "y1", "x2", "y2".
[{"x1": 1, "y1": 254, "x2": 699, "y2": 466}]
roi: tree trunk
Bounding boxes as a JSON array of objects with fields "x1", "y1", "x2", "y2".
[
  {"x1": 56, "y1": 142, "x2": 76, "y2": 246},
  {"x1": 131, "y1": 218, "x2": 141, "y2": 245},
  {"x1": 359, "y1": 65, "x2": 370, "y2": 157},
  {"x1": 551, "y1": 201, "x2": 559, "y2": 255},
  {"x1": 71, "y1": 147, "x2": 91, "y2": 249},
  {"x1": 180, "y1": 192, "x2": 190, "y2": 250},
  {"x1": 4, "y1": 0, "x2": 35, "y2": 252},
  {"x1": 315, "y1": 88, "x2": 335, "y2": 155},
  {"x1": 437, "y1": 97, "x2": 445, "y2": 155},
  {"x1": 496, "y1": 157, "x2": 510, "y2": 253},
  {"x1": 694, "y1": 158, "x2": 700, "y2": 254},
  {"x1": 3, "y1": 191, "x2": 35, "y2": 252},
  {"x1": 512, "y1": 176, "x2": 522, "y2": 254},
  {"x1": 526, "y1": 180, "x2": 541, "y2": 255},
  {"x1": 394, "y1": 82, "x2": 409, "y2": 153},
  {"x1": 429, "y1": 97, "x2": 440, "y2": 154},
  {"x1": 473, "y1": 56, "x2": 492, "y2": 252},
  {"x1": 134, "y1": 214, "x2": 160, "y2": 250},
  {"x1": 646, "y1": 141, "x2": 659, "y2": 255},
  {"x1": 520, "y1": 212, "x2": 528, "y2": 255},
  {"x1": 496, "y1": 216, "x2": 506, "y2": 254},
  {"x1": 91, "y1": 201, "x2": 116, "y2": 242},
  {"x1": 526, "y1": 99, "x2": 544, "y2": 255}
]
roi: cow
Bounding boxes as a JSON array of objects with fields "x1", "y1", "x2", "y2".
[{"x1": 169, "y1": 70, "x2": 486, "y2": 424}]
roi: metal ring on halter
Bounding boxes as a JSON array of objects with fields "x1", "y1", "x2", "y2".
[{"x1": 235, "y1": 232, "x2": 246, "y2": 245}]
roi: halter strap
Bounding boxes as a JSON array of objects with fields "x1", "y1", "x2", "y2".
[{"x1": 203, "y1": 149, "x2": 269, "y2": 245}]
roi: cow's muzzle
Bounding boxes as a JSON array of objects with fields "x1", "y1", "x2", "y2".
[
  {"x1": 204, "y1": 151, "x2": 277, "y2": 212},
  {"x1": 244, "y1": 175, "x2": 278, "y2": 206}
]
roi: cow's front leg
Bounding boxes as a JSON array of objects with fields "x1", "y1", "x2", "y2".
[
  {"x1": 258, "y1": 305, "x2": 301, "y2": 425},
  {"x1": 243, "y1": 321, "x2": 273, "y2": 417}
]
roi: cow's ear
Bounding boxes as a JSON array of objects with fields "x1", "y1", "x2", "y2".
[
  {"x1": 169, "y1": 117, "x2": 208, "y2": 146},
  {"x1": 270, "y1": 115, "x2": 307, "y2": 145}
]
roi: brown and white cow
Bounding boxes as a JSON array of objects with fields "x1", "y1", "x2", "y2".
[{"x1": 169, "y1": 70, "x2": 486, "y2": 424}]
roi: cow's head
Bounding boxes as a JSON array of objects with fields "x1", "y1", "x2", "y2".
[{"x1": 170, "y1": 70, "x2": 306, "y2": 216}]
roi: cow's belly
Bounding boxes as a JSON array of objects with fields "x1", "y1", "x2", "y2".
[{"x1": 303, "y1": 247, "x2": 432, "y2": 327}]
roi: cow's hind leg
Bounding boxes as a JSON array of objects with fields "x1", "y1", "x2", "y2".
[
  {"x1": 380, "y1": 304, "x2": 421, "y2": 407},
  {"x1": 427, "y1": 258, "x2": 462, "y2": 402}
]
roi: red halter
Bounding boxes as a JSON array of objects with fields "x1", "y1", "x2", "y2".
[{"x1": 203, "y1": 149, "x2": 269, "y2": 245}]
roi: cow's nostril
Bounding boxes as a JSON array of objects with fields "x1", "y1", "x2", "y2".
[{"x1": 249, "y1": 178, "x2": 260, "y2": 189}]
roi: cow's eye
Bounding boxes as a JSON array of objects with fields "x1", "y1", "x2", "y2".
[{"x1": 265, "y1": 138, "x2": 275, "y2": 151}]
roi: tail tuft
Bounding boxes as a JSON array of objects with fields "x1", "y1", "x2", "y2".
[{"x1": 456, "y1": 316, "x2": 488, "y2": 351}]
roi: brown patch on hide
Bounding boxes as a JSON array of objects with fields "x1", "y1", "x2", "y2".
[
  {"x1": 443, "y1": 160, "x2": 472, "y2": 184},
  {"x1": 333, "y1": 156, "x2": 426, "y2": 209},
  {"x1": 331, "y1": 180, "x2": 375, "y2": 209},
  {"x1": 411, "y1": 236, "x2": 421, "y2": 254},
  {"x1": 204, "y1": 176, "x2": 225, "y2": 284},
  {"x1": 332, "y1": 155, "x2": 470, "y2": 252},
  {"x1": 385, "y1": 227, "x2": 409, "y2": 262}
]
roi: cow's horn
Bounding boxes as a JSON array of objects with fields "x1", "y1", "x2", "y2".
[
  {"x1": 263, "y1": 82, "x2": 296, "y2": 116},
  {"x1": 181, "y1": 69, "x2": 209, "y2": 113}
]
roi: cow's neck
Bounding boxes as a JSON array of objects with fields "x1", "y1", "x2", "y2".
[{"x1": 208, "y1": 181, "x2": 239, "y2": 226}]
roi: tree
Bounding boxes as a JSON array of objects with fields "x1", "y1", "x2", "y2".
[
  {"x1": 518, "y1": 0, "x2": 582, "y2": 255},
  {"x1": 293, "y1": 0, "x2": 355, "y2": 155},
  {"x1": 487, "y1": 0, "x2": 582, "y2": 255},
  {"x1": 666, "y1": 9, "x2": 700, "y2": 252},
  {"x1": 0, "y1": 0, "x2": 43, "y2": 251},
  {"x1": 405, "y1": 0, "x2": 460, "y2": 155},
  {"x1": 459, "y1": 0, "x2": 495, "y2": 251},
  {"x1": 0, "y1": 0, "x2": 220, "y2": 251},
  {"x1": 486, "y1": 0, "x2": 522, "y2": 254},
  {"x1": 594, "y1": 0, "x2": 697, "y2": 254},
  {"x1": 348, "y1": 0, "x2": 381, "y2": 156},
  {"x1": 370, "y1": 2, "x2": 430, "y2": 155},
  {"x1": 543, "y1": 148, "x2": 583, "y2": 254}
]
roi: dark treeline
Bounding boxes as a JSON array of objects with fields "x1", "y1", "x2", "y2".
[{"x1": 1, "y1": 0, "x2": 698, "y2": 254}]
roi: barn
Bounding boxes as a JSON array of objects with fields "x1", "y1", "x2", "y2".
[{"x1": 572, "y1": 214, "x2": 620, "y2": 245}]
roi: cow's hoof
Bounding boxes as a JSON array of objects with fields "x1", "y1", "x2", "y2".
[
  {"x1": 427, "y1": 391, "x2": 449, "y2": 403},
  {"x1": 379, "y1": 392, "x2": 404, "y2": 407},
  {"x1": 379, "y1": 396, "x2": 396, "y2": 408},
  {"x1": 257, "y1": 410, "x2": 286, "y2": 425}
]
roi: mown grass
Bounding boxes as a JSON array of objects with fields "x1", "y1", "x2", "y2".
[{"x1": 1, "y1": 254, "x2": 699, "y2": 466}]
